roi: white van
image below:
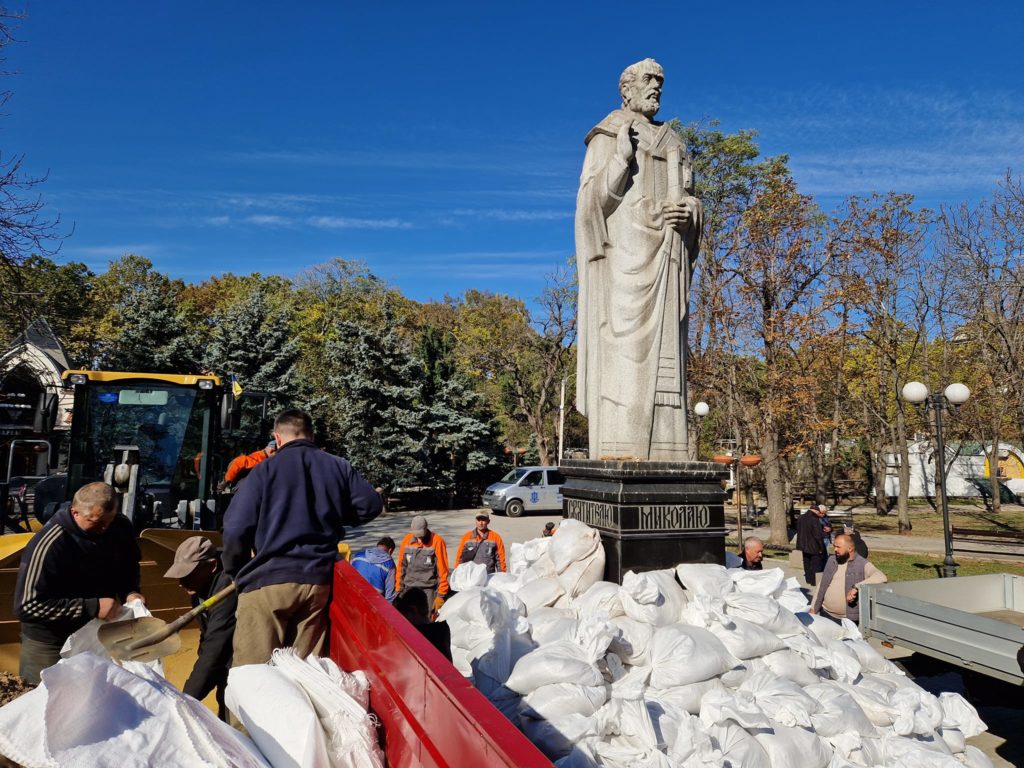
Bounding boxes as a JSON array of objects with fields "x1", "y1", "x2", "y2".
[{"x1": 481, "y1": 466, "x2": 566, "y2": 517}]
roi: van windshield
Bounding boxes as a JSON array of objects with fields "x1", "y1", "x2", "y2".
[{"x1": 500, "y1": 468, "x2": 531, "y2": 483}]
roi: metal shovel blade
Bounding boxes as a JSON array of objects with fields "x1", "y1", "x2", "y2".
[{"x1": 98, "y1": 616, "x2": 183, "y2": 663}]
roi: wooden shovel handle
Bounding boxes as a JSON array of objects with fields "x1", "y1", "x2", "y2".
[{"x1": 123, "y1": 582, "x2": 237, "y2": 652}]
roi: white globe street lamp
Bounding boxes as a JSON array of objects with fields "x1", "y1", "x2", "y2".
[
  {"x1": 694, "y1": 401, "x2": 710, "y2": 417},
  {"x1": 900, "y1": 381, "x2": 971, "y2": 577}
]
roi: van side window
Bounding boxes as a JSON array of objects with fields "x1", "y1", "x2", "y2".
[
  {"x1": 522, "y1": 470, "x2": 543, "y2": 487},
  {"x1": 547, "y1": 470, "x2": 566, "y2": 485}
]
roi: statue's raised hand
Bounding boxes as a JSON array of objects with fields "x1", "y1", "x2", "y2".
[{"x1": 615, "y1": 121, "x2": 637, "y2": 162}]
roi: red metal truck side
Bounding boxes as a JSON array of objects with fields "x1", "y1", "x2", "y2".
[{"x1": 329, "y1": 560, "x2": 552, "y2": 768}]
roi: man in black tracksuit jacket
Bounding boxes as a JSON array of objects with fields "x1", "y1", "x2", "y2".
[
  {"x1": 13, "y1": 482, "x2": 143, "y2": 684},
  {"x1": 223, "y1": 409, "x2": 382, "y2": 666}
]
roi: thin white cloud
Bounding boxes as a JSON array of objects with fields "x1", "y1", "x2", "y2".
[
  {"x1": 306, "y1": 215, "x2": 412, "y2": 230},
  {"x1": 451, "y1": 208, "x2": 573, "y2": 222},
  {"x1": 69, "y1": 243, "x2": 162, "y2": 257},
  {"x1": 243, "y1": 214, "x2": 291, "y2": 227}
]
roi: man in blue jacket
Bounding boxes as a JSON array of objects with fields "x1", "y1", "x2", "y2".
[
  {"x1": 351, "y1": 537, "x2": 397, "y2": 602},
  {"x1": 223, "y1": 409, "x2": 383, "y2": 666}
]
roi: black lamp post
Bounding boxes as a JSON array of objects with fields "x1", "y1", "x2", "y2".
[{"x1": 900, "y1": 380, "x2": 971, "y2": 578}]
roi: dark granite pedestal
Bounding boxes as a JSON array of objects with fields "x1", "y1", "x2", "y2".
[{"x1": 560, "y1": 459, "x2": 729, "y2": 584}]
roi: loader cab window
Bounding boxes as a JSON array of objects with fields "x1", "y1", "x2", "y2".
[{"x1": 69, "y1": 381, "x2": 215, "y2": 509}]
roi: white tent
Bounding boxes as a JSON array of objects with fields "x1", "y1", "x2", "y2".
[{"x1": 884, "y1": 440, "x2": 1024, "y2": 500}]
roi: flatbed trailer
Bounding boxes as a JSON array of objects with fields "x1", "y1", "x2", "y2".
[
  {"x1": 860, "y1": 573, "x2": 1024, "y2": 685},
  {"x1": 329, "y1": 559, "x2": 551, "y2": 767}
]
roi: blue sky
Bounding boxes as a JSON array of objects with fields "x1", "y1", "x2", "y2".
[{"x1": 6, "y1": 2, "x2": 1023, "y2": 304}]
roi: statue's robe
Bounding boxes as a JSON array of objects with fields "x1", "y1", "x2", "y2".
[{"x1": 575, "y1": 110, "x2": 702, "y2": 461}]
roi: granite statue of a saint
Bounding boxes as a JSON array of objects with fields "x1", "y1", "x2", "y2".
[{"x1": 575, "y1": 58, "x2": 703, "y2": 461}]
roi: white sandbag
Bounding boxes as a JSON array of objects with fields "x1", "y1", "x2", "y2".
[
  {"x1": 473, "y1": 626, "x2": 535, "y2": 684},
  {"x1": 938, "y1": 691, "x2": 986, "y2": 738},
  {"x1": 707, "y1": 721, "x2": 772, "y2": 768},
  {"x1": 841, "y1": 638, "x2": 903, "y2": 674},
  {"x1": 939, "y1": 727, "x2": 966, "y2": 754},
  {"x1": 621, "y1": 569, "x2": 688, "y2": 627},
  {"x1": 517, "y1": 577, "x2": 566, "y2": 614},
  {"x1": 547, "y1": 519, "x2": 601, "y2": 573},
  {"x1": 891, "y1": 686, "x2": 944, "y2": 737},
  {"x1": 596, "y1": 667, "x2": 660, "y2": 753},
  {"x1": 271, "y1": 649, "x2": 384, "y2": 768},
  {"x1": 307, "y1": 656, "x2": 370, "y2": 712},
  {"x1": 738, "y1": 670, "x2": 819, "y2": 728},
  {"x1": 522, "y1": 682, "x2": 608, "y2": 720},
  {"x1": 530, "y1": 617, "x2": 578, "y2": 646},
  {"x1": 776, "y1": 586, "x2": 812, "y2": 614},
  {"x1": 669, "y1": 713, "x2": 727, "y2": 767},
  {"x1": 60, "y1": 599, "x2": 165, "y2": 678},
  {"x1": 449, "y1": 561, "x2": 489, "y2": 591},
  {"x1": 608, "y1": 615, "x2": 655, "y2": 666},
  {"x1": 522, "y1": 712, "x2": 601, "y2": 760},
  {"x1": 803, "y1": 682, "x2": 876, "y2": 738},
  {"x1": 0, "y1": 653, "x2": 270, "y2": 768},
  {"x1": 750, "y1": 724, "x2": 833, "y2": 768},
  {"x1": 880, "y1": 733, "x2": 961, "y2": 767},
  {"x1": 699, "y1": 687, "x2": 772, "y2": 730},
  {"x1": 800, "y1": 612, "x2": 848, "y2": 643},
  {"x1": 575, "y1": 615, "x2": 618, "y2": 661},
  {"x1": 573, "y1": 581, "x2": 625, "y2": 619},
  {"x1": 556, "y1": 545, "x2": 606, "y2": 599},
  {"x1": 722, "y1": 592, "x2": 806, "y2": 637},
  {"x1": 730, "y1": 567, "x2": 786, "y2": 596},
  {"x1": 760, "y1": 649, "x2": 823, "y2": 687},
  {"x1": 592, "y1": 741, "x2": 674, "y2": 768},
  {"x1": 675, "y1": 563, "x2": 734, "y2": 597},
  {"x1": 823, "y1": 639, "x2": 864, "y2": 683},
  {"x1": 553, "y1": 739, "x2": 602, "y2": 768},
  {"x1": 648, "y1": 624, "x2": 737, "y2": 688},
  {"x1": 708, "y1": 616, "x2": 786, "y2": 660},
  {"x1": 961, "y1": 745, "x2": 997, "y2": 768},
  {"x1": 437, "y1": 587, "x2": 484, "y2": 624},
  {"x1": 647, "y1": 678, "x2": 726, "y2": 717},
  {"x1": 836, "y1": 681, "x2": 899, "y2": 727},
  {"x1": 718, "y1": 659, "x2": 765, "y2": 690},
  {"x1": 227, "y1": 663, "x2": 331, "y2": 768},
  {"x1": 781, "y1": 633, "x2": 835, "y2": 672},
  {"x1": 505, "y1": 640, "x2": 603, "y2": 694}
]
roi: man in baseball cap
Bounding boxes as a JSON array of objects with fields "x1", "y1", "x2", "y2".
[
  {"x1": 395, "y1": 515, "x2": 450, "y2": 611},
  {"x1": 166, "y1": 536, "x2": 236, "y2": 719},
  {"x1": 454, "y1": 512, "x2": 507, "y2": 574}
]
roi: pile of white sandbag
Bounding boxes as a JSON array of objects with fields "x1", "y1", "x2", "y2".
[
  {"x1": 0, "y1": 653, "x2": 270, "y2": 767},
  {"x1": 226, "y1": 648, "x2": 384, "y2": 768},
  {"x1": 444, "y1": 521, "x2": 993, "y2": 768}
]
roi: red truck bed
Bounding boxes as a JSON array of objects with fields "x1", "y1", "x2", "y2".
[{"x1": 329, "y1": 560, "x2": 552, "y2": 768}]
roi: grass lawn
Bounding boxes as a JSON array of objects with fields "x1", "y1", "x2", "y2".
[
  {"x1": 816, "y1": 500, "x2": 1024, "y2": 539},
  {"x1": 866, "y1": 551, "x2": 1024, "y2": 582}
]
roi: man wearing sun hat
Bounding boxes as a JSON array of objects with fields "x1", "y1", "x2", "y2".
[
  {"x1": 165, "y1": 535, "x2": 237, "y2": 719},
  {"x1": 395, "y1": 515, "x2": 450, "y2": 611}
]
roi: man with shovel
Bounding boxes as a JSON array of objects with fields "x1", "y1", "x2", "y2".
[{"x1": 165, "y1": 536, "x2": 236, "y2": 719}]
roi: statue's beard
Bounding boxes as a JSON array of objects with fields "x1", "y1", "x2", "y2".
[{"x1": 626, "y1": 91, "x2": 660, "y2": 118}]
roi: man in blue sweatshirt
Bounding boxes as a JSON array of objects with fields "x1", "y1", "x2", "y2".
[
  {"x1": 222, "y1": 409, "x2": 383, "y2": 666},
  {"x1": 351, "y1": 537, "x2": 397, "y2": 602}
]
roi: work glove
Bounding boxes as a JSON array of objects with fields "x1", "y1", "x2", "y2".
[{"x1": 432, "y1": 595, "x2": 446, "y2": 613}]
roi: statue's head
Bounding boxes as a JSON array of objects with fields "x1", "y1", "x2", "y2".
[{"x1": 619, "y1": 58, "x2": 664, "y2": 119}]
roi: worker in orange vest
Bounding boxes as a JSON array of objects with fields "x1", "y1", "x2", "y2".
[
  {"x1": 454, "y1": 513, "x2": 506, "y2": 574},
  {"x1": 395, "y1": 515, "x2": 449, "y2": 612},
  {"x1": 219, "y1": 440, "x2": 277, "y2": 490}
]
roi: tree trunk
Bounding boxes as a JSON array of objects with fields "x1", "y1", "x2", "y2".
[
  {"x1": 872, "y1": 435, "x2": 889, "y2": 515},
  {"x1": 894, "y1": 405, "x2": 913, "y2": 533},
  {"x1": 761, "y1": 425, "x2": 789, "y2": 545}
]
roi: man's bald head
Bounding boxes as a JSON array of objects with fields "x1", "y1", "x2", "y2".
[{"x1": 833, "y1": 533, "x2": 856, "y2": 563}]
